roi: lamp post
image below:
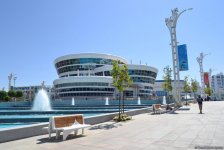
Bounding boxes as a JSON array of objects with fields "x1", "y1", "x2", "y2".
[
  {"x1": 196, "y1": 52, "x2": 209, "y2": 98},
  {"x1": 8, "y1": 73, "x2": 13, "y2": 91},
  {"x1": 165, "y1": 8, "x2": 192, "y2": 105},
  {"x1": 209, "y1": 68, "x2": 212, "y2": 88},
  {"x1": 13, "y1": 76, "x2": 17, "y2": 89}
]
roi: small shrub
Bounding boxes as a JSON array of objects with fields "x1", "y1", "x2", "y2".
[
  {"x1": 184, "y1": 101, "x2": 190, "y2": 106},
  {"x1": 16, "y1": 91, "x2": 23, "y2": 98},
  {"x1": 113, "y1": 114, "x2": 132, "y2": 122},
  {"x1": 4, "y1": 96, "x2": 11, "y2": 101}
]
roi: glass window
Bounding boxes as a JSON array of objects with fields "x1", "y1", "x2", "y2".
[
  {"x1": 128, "y1": 69, "x2": 157, "y2": 78},
  {"x1": 56, "y1": 58, "x2": 124, "y2": 68},
  {"x1": 131, "y1": 77, "x2": 155, "y2": 84},
  {"x1": 58, "y1": 87, "x2": 114, "y2": 93},
  {"x1": 55, "y1": 82, "x2": 109, "y2": 88}
]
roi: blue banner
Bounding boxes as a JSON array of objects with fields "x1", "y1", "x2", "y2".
[{"x1": 178, "y1": 44, "x2": 189, "y2": 71}]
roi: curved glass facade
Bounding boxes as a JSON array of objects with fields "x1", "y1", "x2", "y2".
[
  {"x1": 128, "y1": 70, "x2": 157, "y2": 78},
  {"x1": 131, "y1": 76, "x2": 155, "y2": 84},
  {"x1": 56, "y1": 58, "x2": 124, "y2": 68},
  {"x1": 58, "y1": 87, "x2": 114, "y2": 92},
  {"x1": 95, "y1": 71, "x2": 111, "y2": 76},
  {"x1": 58, "y1": 64, "x2": 103, "y2": 74},
  {"x1": 55, "y1": 82, "x2": 109, "y2": 88},
  {"x1": 59, "y1": 92, "x2": 113, "y2": 97},
  {"x1": 54, "y1": 53, "x2": 158, "y2": 99}
]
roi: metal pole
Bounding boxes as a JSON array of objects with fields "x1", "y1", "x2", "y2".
[
  {"x1": 209, "y1": 68, "x2": 212, "y2": 88},
  {"x1": 8, "y1": 73, "x2": 13, "y2": 91},
  {"x1": 165, "y1": 8, "x2": 192, "y2": 105},
  {"x1": 13, "y1": 76, "x2": 17, "y2": 89},
  {"x1": 196, "y1": 53, "x2": 209, "y2": 98}
]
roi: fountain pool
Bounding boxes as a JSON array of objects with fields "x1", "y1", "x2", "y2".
[{"x1": 0, "y1": 95, "x2": 158, "y2": 129}]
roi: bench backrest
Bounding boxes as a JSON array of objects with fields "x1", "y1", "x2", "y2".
[
  {"x1": 153, "y1": 104, "x2": 161, "y2": 109},
  {"x1": 51, "y1": 114, "x2": 84, "y2": 129}
]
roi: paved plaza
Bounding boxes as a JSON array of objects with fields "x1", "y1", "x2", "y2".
[{"x1": 0, "y1": 101, "x2": 224, "y2": 150}]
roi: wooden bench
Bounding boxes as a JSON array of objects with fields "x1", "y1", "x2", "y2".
[
  {"x1": 152, "y1": 104, "x2": 165, "y2": 114},
  {"x1": 165, "y1": 103, "x2": 175, "y2": 111},
  {"x1": 152, "y1": 104, "x2": 162, "y2": 114},
  {"x1": 43, "y1": 114, "x2": 91, "y2": 140}
]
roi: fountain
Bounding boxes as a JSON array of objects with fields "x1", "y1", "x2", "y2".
[
  {"x1": 105, "y1": 97, "x2": 109, "y2": 105},
  {"x1": 163, "y1": 96, "x2": 167, "y2": 105},
  {"x1": 71, "y1": 97, "x2": 75, "y2": 106},
  {"x1": 32, "y1": 89, "x2": 51, "y2": 111},
  {"x1": 137, "y1": 97, "x2": 141, "y2": 105}
]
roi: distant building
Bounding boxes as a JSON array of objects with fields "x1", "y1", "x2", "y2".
[
  {"x1": 53, "y1": 53, "x2": 158, "y2": 100},
  {"x1": 13, "y1": 85, "x2": 53, "y2": 100},
  {"x1": 211, "y1": 73, "x2": 224, "y2": 100},
  {"x1": 153, "y1": 80, "x2": 184, "y2": 97}
]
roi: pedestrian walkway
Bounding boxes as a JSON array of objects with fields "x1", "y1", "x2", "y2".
[{"x1": 0, "y1": 101, "x2": 224, "y2": 150}]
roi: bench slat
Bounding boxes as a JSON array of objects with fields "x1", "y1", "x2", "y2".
[{"x1": 54, "y1": 115, "x2": 84, "y2": 128}]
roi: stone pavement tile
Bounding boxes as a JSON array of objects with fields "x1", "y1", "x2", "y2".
[
  {"x1": 147, "y1": 133, "x2": 167, "y2": 139},
  {"x1": 173, "y1": 140, "x2": 193, "y2": 149},
  {"x1": 188, "y1": 144, "x2": 215, "y2": 150},
  {"x1": 201, "y1": 128, "x2": 216, "y2": 134},
  {"x1": 132, "y1": 138, "x2": 158, "y2": 144},
  {"x1": 136, "y1": 138, "x2": 157, "y2": 145},
  {"x1": 213, "y1": 133, "x2": 224, "y2": 139},
  {"x1": 161, "y1": 133, "x2": 179, "y2": 140},
  {"x1": 189, "y1": 123, "x2": 202, "y2": 128},
  {"x1": 8, "y1": 146, "x2": 51, "y2": 150},
  {"x1": 103, "y1": 143, "x2": 130, "y2": 150},
  {"x1": 179, "y1": 132, "x2": 199, "y2": 139},
  {"x1": 191, "y1": 138, "x2": 213, "y2": 146},
  {"x1": 142, "y1": 144, "x2": 183, "y2": 150},
  {"x1": 171, "y1": 128, "x2": 190, "y2": 135},
  {"x1": 216, "y1": 127, "x2": 224, "y2": 131},
  {"x1": 153, "y1": 139, "x2": 175, "y2": 146},
  {"x1": 119, "y1": 142, "x2": 150, "y2": 150},
  {"x1": 93, "y1": 142, "x2": 112, "y2": 148},
  {"x1": 100, "y1": 137, "x2": 133, "y2": 147},
  {"x1": 176, "y1": 137, "x2": 194, "y2": 143},
  {"x1": 134, "y1": 133, "x2": 156, "y2": 140},
  {"x1": 196, "y1": 132, "x2": 215, "y2": 140},
  {"x1": 69, "y1": 145, "x2": 107, "y2": 150},
  {"x1": 44, "y1": 139, "x2": 113, "y2": 150},
  {"x1": 211, "y1": 140, "x2": 224, "y2": 147},
  {"x1": 201, "y1": 125, "x2": 217, "y2": 131}
]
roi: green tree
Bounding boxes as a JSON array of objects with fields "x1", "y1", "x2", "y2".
[
  {"x1": 0, "y1": 91, "x2": 7, "y2": 100},
  {"x1": 16, "y1": 91, "x2": 23, "y2": 98},
  {"x1": 112, "y1": 60, "x2": 132, "y2": 121},
  {"x1": 191, "y1": 78, "x2": 198, "y2": 99},
  {"x1": 7, "y1": 90, "x2": 16, "y2": 99},
  {"x1": 183, "y1": 76, "x2": 191, "y2": 100},
  {"x1": 162, "y1": 66, "x2": 173, "y2": 100},
  {"x1": 204, "y1": 87, "x2": 212, "y2": 96},
  {"x1": 4, "y1": 96, "x2": 10, "y2": 101}
]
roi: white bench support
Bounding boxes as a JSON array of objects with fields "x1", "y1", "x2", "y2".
[{"x1": 58, "y1": 124, "x2": 90, "y2": 140}]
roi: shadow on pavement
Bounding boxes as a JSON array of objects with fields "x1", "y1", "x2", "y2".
[
  {"x1": 37, "y1": 134, "x2": 86, "y2": 144},
  {"x1": 36, "y1": 122, "x2": 122, "y2": 144},
  {"x1": 167, "y1": 111, "x2": 179, "y2": 114},
  {"x1": 89, "y1": 122, "x2": 122, "y2": 131}
]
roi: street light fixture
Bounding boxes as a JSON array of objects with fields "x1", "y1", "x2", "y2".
[{"x1": 165, "y1": 8, "x2": 193, "y2": 105}]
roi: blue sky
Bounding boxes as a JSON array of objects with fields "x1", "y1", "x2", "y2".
[{"x1": 0, "y1": 0, "x2": 224, "y2": 90}]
